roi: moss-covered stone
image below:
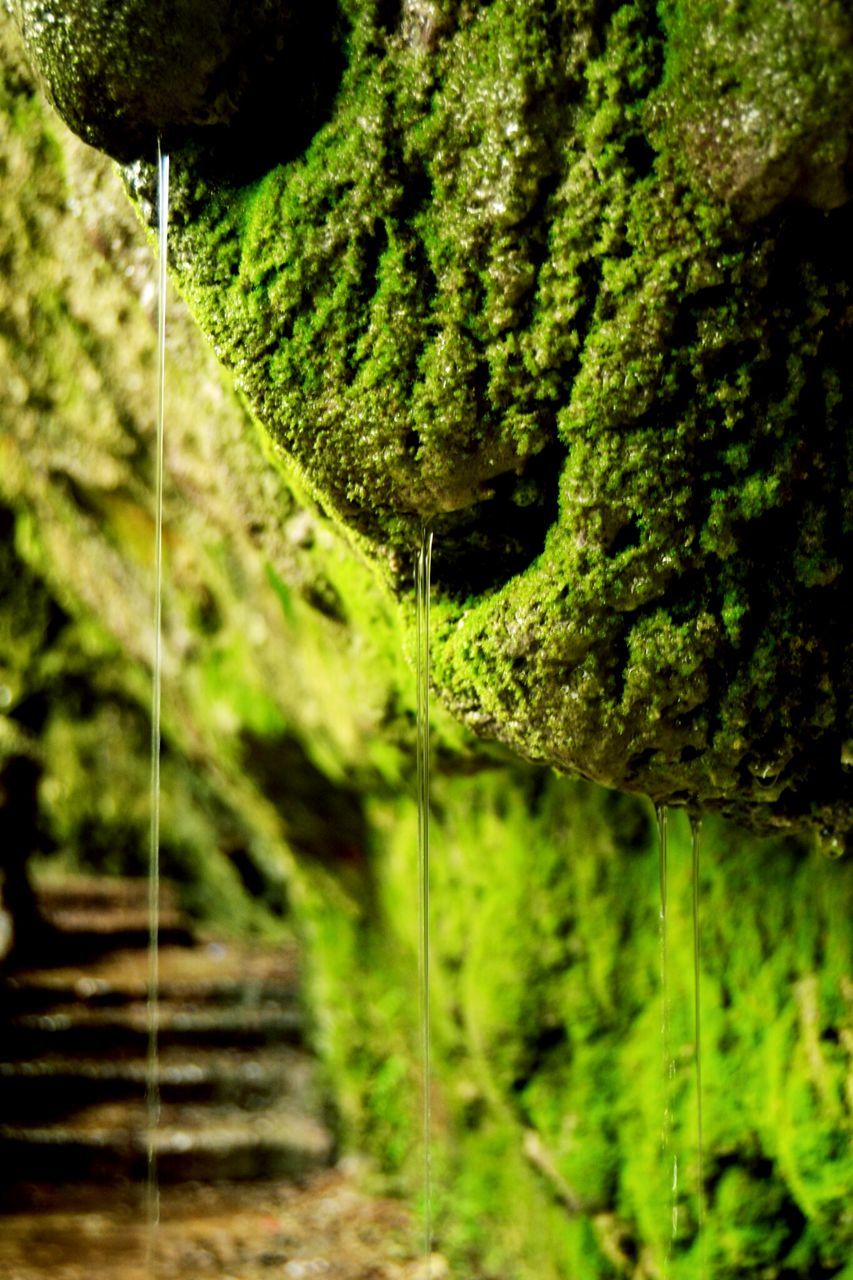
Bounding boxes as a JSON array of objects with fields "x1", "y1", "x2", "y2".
[
  {"x1": 8, "y1": 0, "x2": 853, "y2": 838},
  {"x1": 118, "y1": 0, "x2": 851, "y2": 842},
  {"x1": 7, "y1": 0, "x2": 346, "y2": 163},
  {"x1": 304, "y1": 769, "x2": 853, "y2": 1278},
  {"x1": 0, "y1": 15, "x2": 427, "y2": 931},
  {"x1": 654, "y1": 0, "x2": 853, "y2": 220}
]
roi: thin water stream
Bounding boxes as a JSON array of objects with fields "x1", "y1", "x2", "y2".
[
  {"x1": 656, "y1": 804, "x2": 678, "y2": 1268},
  {"x1": 415, "y1": 527, "x2": 434, "y2": 1274},
  {"x1": 146, "y1": 142, "x2": 169, "y2": 1278}
]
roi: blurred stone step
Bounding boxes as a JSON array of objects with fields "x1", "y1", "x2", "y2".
[
  {"x1": 39, "y1": 906, "x2": 188, "y2": 936},
  {"x1": 2, "y1": 1003, "x2": 305, "y2": 1060},
  {"x1": 11, "y1": 921, "x2": 195, "y2": 964},
  {"x1": 0, "y1": 1046, "x2": 316, "y2": 1122},
  {"x1": 0, "y1": 874, "x2": 332, "y2": 1210},
  {"x1": 0, "y1": 1101, "x2": 333, "y2": 1185},
  {"x1": 17, "y1": 876, "x2": 193, "y2": 963},
  {"x1": 1, "y1": 972, "x2": 300, "y2": 1014}
]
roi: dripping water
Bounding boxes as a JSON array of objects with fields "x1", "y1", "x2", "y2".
[
  {"x1": 416, "y1": 527, "x2": 433, "y2": 1275},
  {"x1": 690, "y1": 813, "x2": 706, "y2": 1276},
  {"x1": 656, "y1": 804, "x2": 678, "y2": 1267},
  {"x1": 146, "y1": 141, "x2": 169, "y2": 1279}
]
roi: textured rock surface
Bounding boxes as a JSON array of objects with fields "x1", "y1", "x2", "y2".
[
  {"x1": 8, "y1": 0, "x2": 853, "y2": 842},
  {"x1": 126, "y1": 0, "x2": 850, "y2": 843},
  {"x1": 7, "y1": 0, "x2": 344, "y2": 163}
]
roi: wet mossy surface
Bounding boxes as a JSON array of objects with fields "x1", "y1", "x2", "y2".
[
  {"x1": 108, "y1": 0, "x2": 853, "y2": 843},
  {"x1": 307, "y1": 770, "x2": 853, "y2": 1279}
]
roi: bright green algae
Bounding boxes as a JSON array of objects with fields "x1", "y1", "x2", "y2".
[{"x1": 145, "y1": 0, "x2": 852, "y2": 841}]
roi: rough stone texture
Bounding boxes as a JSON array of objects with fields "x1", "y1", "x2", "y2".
[
  {"x1": 1, "y1": 15, "x2": 852, "y2": 1279},
  {"x1": 122, "y1": 0, "x2": 850, "y2": 844},
  {"x1": 654, "y1": 0, "x2": 853, "y2": 221}
]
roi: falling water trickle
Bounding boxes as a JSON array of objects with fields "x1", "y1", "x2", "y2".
[
  {"x1": 690, "y1": 813, "x2": 706, "y2": 1277},
  {"x1": 146, "y1": 141, "x2": 169, "y2": 1279},
  {"x1": 656, "y1": 803, "x2": 678, "y2": 1268},
  {"x1": 416, "y1": 526, "x2": 434, "y2": 1276},
  {"x1": 817, "y1": 827, "x2": 848, "y2": 860}
]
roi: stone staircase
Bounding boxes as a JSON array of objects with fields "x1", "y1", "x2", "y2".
[{"x1": 0, "y1": 876, "x2": 334, "y2": 1202}]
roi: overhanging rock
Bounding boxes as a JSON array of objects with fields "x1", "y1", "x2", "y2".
[{"x1": 12, "y1": 0, "x2": 853, "y2": 845}]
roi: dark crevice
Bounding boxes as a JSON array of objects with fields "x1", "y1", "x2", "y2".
[
  {"x1": 510, "y1": 1023, "x2": 569, "y2": 1097},
  {"x1": 53, "y1": 472, "x2": 112, "y2": 526},
  {"x1": 610, "y1": 623, "x2": 631, "y2": 709},
  {"x1": 608, "y1": 517, "x2": 642, "y2": 556},
  {"x1": 359, "y1": 223, "x2": 390, "y2": 303},
  {"x1": 239, "y1": 730, "x2": 369, "y2": 873},
  {"x1": 428, "y1": 436, "x2": 565, "y2": 601},
  {"x1": 227, "y1": 846, "x2": 288, "y2": 917},
  {"x1": 374, "y1": 0, "x2": 402, "y2": 37},
  {"x1": 395, "y1": 154, "x2": 433, "y2": 227},
  {"x1": 303, "y1": 578, "x2": 347, "y2": 624}
]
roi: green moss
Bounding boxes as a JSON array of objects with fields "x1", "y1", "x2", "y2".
[
  {"x1": 3, "y1": 18, "x2": 853, "y2": 1276},
  {"x1": 0, "y1": 16, "x2": 424, "y2": 930}
]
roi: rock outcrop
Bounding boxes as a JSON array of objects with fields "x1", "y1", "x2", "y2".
[
  {"x1": 11, "y1": 0, "x2": 852, "y2": 842},
  {"x1": 2, "y1": 8, "x2": 852, "y2": 1278}
]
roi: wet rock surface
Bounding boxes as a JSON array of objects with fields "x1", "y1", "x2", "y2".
[
  {"x1": 4, "y1": 0, "x2": 851, "y2": 883},
  {"x1": 0, "y1": 876, "x2": 434, "y2": 1278},
  {"x1": 8, "y1": 0, "x2": 345, "y2": 164}
]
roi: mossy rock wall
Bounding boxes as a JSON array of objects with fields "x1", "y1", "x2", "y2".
[
  {"x1": 0, "y1": 16, "x2": 423, "y2": 929},
  {"x1": 1, "y1": 9, "x2": 852, "y2": 1279},
  {"x1": 107, "y1": 0, "x2": 851, "y2": 844},
  {"x1": 309, "y1": 774, "x2": 853, "y2": 1279}
]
